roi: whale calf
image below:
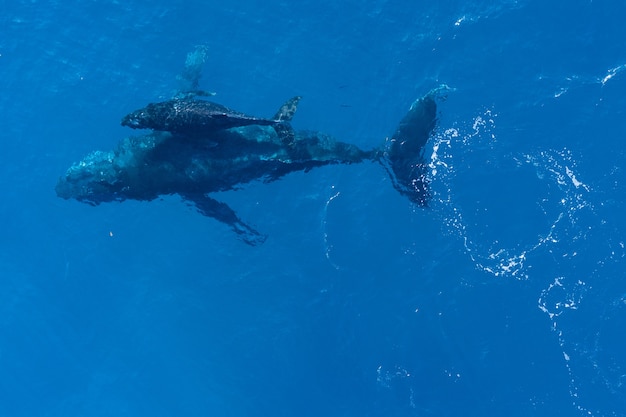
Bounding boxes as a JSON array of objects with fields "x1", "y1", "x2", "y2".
[{"x1": 121, "y1": 96, "x2": 302, "y2": 136}]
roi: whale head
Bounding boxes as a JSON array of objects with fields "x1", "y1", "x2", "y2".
[
  {"x1": 121, "y1": 101, "x2": 173, "y2": 130},
  {"x1": 55, "y1": 150, "x2": 126, "y2": 204},
  {"x1": 121, "y1": 106, "x2": 153, "y2": 130}
]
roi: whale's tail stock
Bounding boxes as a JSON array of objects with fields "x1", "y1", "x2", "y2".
[{"x1": 380, "y1": 85, "x2": 450, "y2": 206}]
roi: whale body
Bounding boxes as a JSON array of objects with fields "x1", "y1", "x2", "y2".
[
  {"x1": 121, "y1": 96, "x2": 302, "y2": 136},
  {"x1": 57, "y1": 91, "x2": 439, "y2": 245}
]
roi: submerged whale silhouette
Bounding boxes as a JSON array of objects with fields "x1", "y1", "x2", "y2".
[{"x1": 56, "y1": 89, "x2": 440, "y2": 245}]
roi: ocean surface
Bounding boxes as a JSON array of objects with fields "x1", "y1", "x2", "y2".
[{"x1": 1, "y1": 1, "x2": 625, "y2": 416}]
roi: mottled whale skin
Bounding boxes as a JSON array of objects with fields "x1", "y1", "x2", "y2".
[{"x1": 57, "y1": 92, "x2": 439, "y2": 245}]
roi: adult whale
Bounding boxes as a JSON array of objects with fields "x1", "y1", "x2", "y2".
[
  {"x1": 56, "y1": 89, "x2": 440, "y2": 245},
  {"x1": 55, "y1": 49, "x2": 443, "y2": 244}
]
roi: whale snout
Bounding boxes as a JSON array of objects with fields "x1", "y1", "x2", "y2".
[
  {"x1": 121, "y1": 113, "x2": 143, "y2": 128},
  {"x1": 55, "y1": 150, "x2": 123, "y2": 204}
]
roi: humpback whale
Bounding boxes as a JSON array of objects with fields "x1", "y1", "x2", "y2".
[
  {"x1": 121, "y1": 96, "x2": 302, "y2": 136},
  {"x1": 56, "y1": 51, "x2": 442, "y2": 244}
]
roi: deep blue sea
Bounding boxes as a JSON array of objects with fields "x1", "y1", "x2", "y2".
[{"x1": 2, "y1": 1, "x2": 625, "y2": 416}]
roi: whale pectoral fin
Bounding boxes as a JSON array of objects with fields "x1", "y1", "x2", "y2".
[{"x1": 182, "y1": 194, "x2": 267, "y2": 245}]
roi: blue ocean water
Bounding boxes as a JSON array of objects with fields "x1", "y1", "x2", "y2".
[{"x1": 1, "y1": 0, "x2": 625, "y2": 416}]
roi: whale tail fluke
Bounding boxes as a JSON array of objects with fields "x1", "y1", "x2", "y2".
[
  {"x1": 381, "y1": 85, "x2": 450, "y2": 205},
  {"x1": 273, "y1": 96, "x2": 302, "y2": 122},
  {"x1": 272, "y1": 96, "x2": 302, "y2": 145}
]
